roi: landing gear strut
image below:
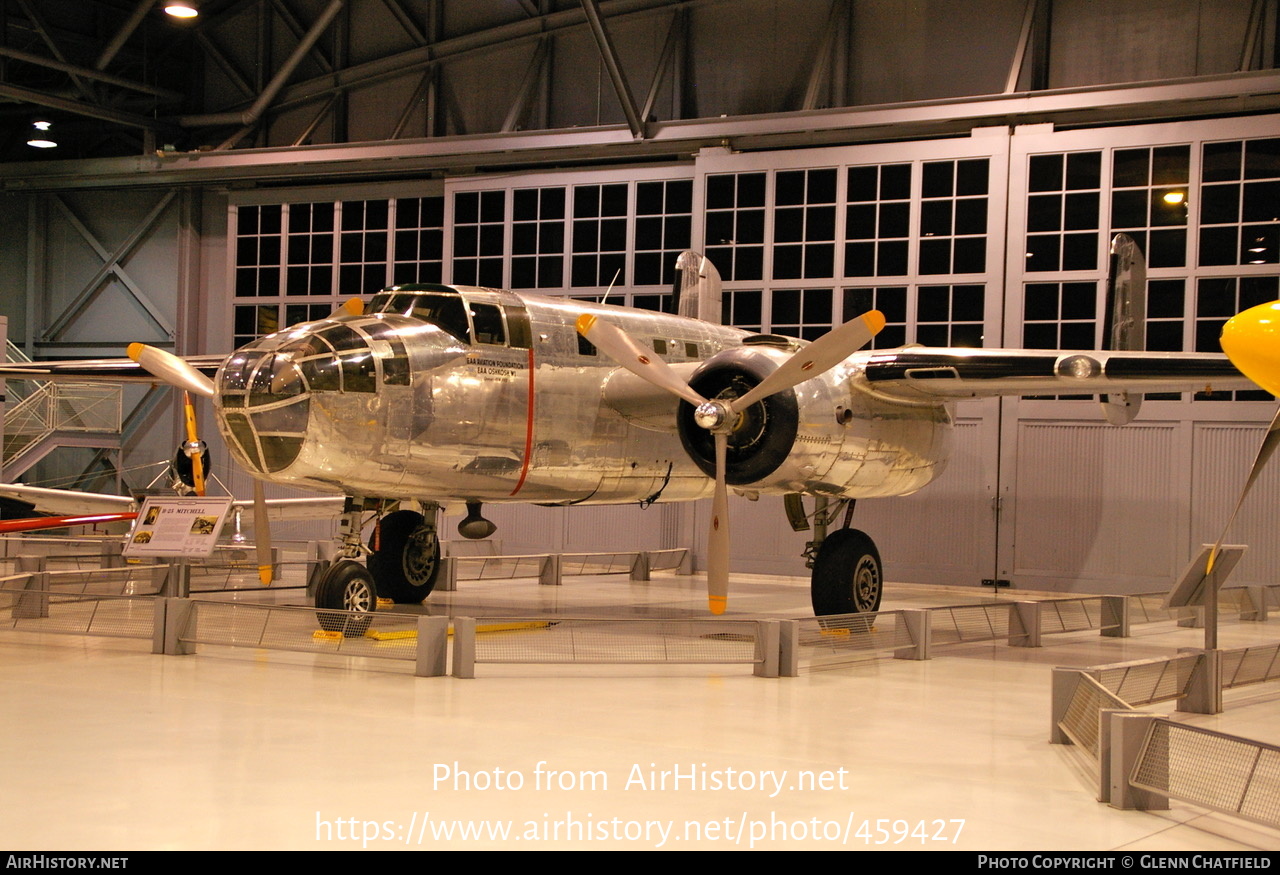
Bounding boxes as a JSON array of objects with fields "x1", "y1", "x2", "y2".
[{"x1": 804, "y1": 497, "x2": 883, "y2": 617}]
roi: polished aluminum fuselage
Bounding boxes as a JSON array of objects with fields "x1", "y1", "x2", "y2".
[{"x1": 212, "y1": 287, "x2": 952, "y2": 506}]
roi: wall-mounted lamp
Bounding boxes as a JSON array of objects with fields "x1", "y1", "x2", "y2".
[{"x1": 27, "y1": 119, "x2": 56, "y2": 149}]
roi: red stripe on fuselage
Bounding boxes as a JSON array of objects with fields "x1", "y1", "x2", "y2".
[{"x1": 508, "y1": 347, "x2": 536, "y2": 496}]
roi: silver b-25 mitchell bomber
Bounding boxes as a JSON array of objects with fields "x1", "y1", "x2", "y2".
[{"x1": 0, "y1": 243, "x2": 1259, "y2": 621}]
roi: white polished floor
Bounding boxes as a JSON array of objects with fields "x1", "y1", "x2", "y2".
[{"x1": 2, "y1": 572, "x2": 1279, "y2": 851}]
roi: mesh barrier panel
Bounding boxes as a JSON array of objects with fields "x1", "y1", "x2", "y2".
[
  {"x1": 1222, "y1": 642, "x2": 1280, "y2": 689},
  {"x1": 470, "y1": 618, "x2": 758, "y2": 665},
  {"x1": 795, "y1": 612, "x2": 913, "y2": 671},
  {"x1": 1132, "y1": 720, "x2": 1280, "y2": 828},
  {"x1": 1058, "y1": 673, "x2": 1132, "y2": 760},
  {"x1": 456, "y1": 556, "x2": 545, "y2": 581},
  {"x1": 930, "y1": 604, "x2": 1010, "y2": 645},
  {"x1": 647, "y1": 549, "x2": 688, "y2": 571},
  {"x1": 1093, "y1": 654, "x2": 1199, "y2": 706},
  {"x1": 560, "y1": 553, "x2": 635, "y2": 575},
  {"x1": 1, "y1": 590, "x2": 155, "y2": 639},
  {"x1": 1040, "y1": 598, "x2": 1111, "y2": 634},
  {"x1": 181, "y1": 601, "x2": 420, "y2": 661}
]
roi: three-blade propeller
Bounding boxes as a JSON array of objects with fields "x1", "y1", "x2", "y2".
[
  {"x1": 128, "y1": 342, "x2": 274, "y2": 585},
  {"x1": 1207, "y1": 302, "x2": 1280, "y2": 573},
  {"x1": 577, "y1": 310, "x2": 885, "y2": 613}
]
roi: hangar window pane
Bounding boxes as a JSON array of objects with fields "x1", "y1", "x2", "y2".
[
  {"x1": 392, "y1": 196, "x2": 444, "y2": 285},
  {"x1": 511, "y1": 187, "x2": 566, "y2": 289},
  {"x1": 920, "y1": 159, "x2": 989, "y2": 275},
  {"x1": 916, "y1": 284, "x2": 985, "y2": 347},
  {"x1": 634, "y1": 180, "x2": 693, "y2": 287},
  {"x1": 705, "y1": 172, "x2": 766, "y2": 282},
  {"x1": 769, "y1": 287, "x2": 833, "y2": 341},
  {"x1": 234, "y1": 304, "x2": 279, "y2": 349},
  {"x1": 286, "y1": 202, "x2": 335, "y2": 296},
  {"x1": 453, "y1": 190, "x2": 507, "y2": 288},
  {"x1": 571, "y1": 183, "x2": 628, "y2": 287},
  {"x1": 842, "y1": 287, "x2": 907, "y2": 349},
  {"x1": 721, "y1": 289, "x2": 762, "y2": 334},
  {"x1": 1110, "y1": 146, "x2": 1189, "y2": 269},
  {"x1": 772, "y1": 169, "x2": 836, "y2": 281},
  {"x1": 338, "y1": 200, "x2": 391, "y2": 295},
  {"x1": 1199, "y1": 138, "x2": 1280, "y2": 267},
  {"x1": 235, "y1": 204, "x2": 283, "y2": 297},
  {"x1": 1024, "y1": 152, "x2": 1101, "y2": 273},
  {"x1": 1195, "y1": 276, "x2": 1277, "y2": 401},
  {"x1": 844, "y1": 164, "x2": 912, "y2": 278},
  {"x1": 1023, "y1": 282, "x2": 1097, "y2": 350}
]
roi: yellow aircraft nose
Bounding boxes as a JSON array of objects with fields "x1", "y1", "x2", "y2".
[{"x1": 1221, "y1": 301, "x2": 1280, "y2": 396}]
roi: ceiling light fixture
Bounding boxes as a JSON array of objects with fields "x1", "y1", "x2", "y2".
[
  {"x1": 27, "y1": 119, "x2": 56, "y2": 149},
  {"x1": 163, "y1": 1, "x2": 199, "y2": 18}
]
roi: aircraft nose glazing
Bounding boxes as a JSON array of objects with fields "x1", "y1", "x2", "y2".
[{"x1": 217, "y1": 347, "x2": 310, "y2": 474}]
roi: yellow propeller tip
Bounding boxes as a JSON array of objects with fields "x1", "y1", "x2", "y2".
[
  {"x1": 341, "y1": 297, "x2": 365, "y2": 317},
  {"x1": 576, "y1": 313, "x2": 597, "y2": 336},
  {"x1": 126, "y1": 342, "x2": 144, "y2": 362},
  {"x1": 259, "y1": 566, "x2": 273, "y2": 586},
  {"x1": 708, "y1": 596, "x2": 727, "y2": 615},
  {"x1": 863, "y1": 310, "x2": 886, "y2": 334}
]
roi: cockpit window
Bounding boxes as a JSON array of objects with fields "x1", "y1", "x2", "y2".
[{"x1": 369, "y1": 291, "x2": 471, "y2": 343}]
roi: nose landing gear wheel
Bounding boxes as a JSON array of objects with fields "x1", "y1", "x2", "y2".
[
  {"x1": 810, "y1": 528, "x2": 882, "y2": 622},
  {"x1": 368, "y1": 509, "x2": 440, "y2": 604},
  {"x1": 315, "y1": 560, "x2": 376, "y2": 637}
]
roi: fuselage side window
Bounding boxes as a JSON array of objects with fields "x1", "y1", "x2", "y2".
[{"x1": 471, "y1": 302, "x2": 507, "y2": 345}]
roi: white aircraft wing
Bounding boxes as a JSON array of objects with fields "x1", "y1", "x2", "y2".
[
  {"x1": 230, "y1": 496, "x2": 346, "y2": 522},
  {"x1": 0, "y1": 355, "x2": 224, "y2": 385},
  {"x1": 858, "y1": 349, "x2": 1258, "y2": 400},
  {"x1": 0, "y1": 482, "x2": 135, "y2": 516},
  {"x1": 0, "y1": 482, "x2": 344, "y2": 523}
]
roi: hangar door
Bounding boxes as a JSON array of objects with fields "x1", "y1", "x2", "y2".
[{"x1": 992, "y1": 116, "x2": 1280, "y2": 594}]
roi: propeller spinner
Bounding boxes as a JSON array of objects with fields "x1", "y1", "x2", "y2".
[{"x1": 577, "y1": 310, "x2": 885, "y2": 613}]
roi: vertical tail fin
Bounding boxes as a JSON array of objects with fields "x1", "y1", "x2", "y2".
[
  {"x1": 1100, "y1": 232, "x2": 1147, "y2": 424},
  {"x1": 672, "y1": 251, "x2": 723, "y2": 324}
]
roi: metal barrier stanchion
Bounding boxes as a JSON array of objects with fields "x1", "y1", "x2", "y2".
[
  {"x1": 895, "y1": 609, "x2": 930, "y2": 660},
  {"x1": 1010, "y1": 601, "x2": 1041, "y2": 647},
  {"x1": 1108, "y1": 712, "x2": 1169, "y2": 812},
  {"x1": 753, "y1": 620, "x2": 780, "y2": 678},
  {"x1": 1101, "y1": 595, "x2": 1129, "y2": 637},
  {"x1": 452, "y1": 616, "x2": 476, "y2": 678},
  {"x1": 416, "y1": 616, "x2": 449, "y2": 677}
]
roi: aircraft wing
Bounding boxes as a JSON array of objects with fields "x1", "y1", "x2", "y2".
[
  {"x1": 0, "y1": 482, "x2": 135, "y2": 516},
  {"x1": 0, "y1": 482, "x2": 343, "y2": 522},
  {"x1": 858, "y1": 349, "x2": 1259, "y2": 400},
  {"x1": 230, "y1": 496, "x2": 346, "y2": 522},
  {"x1": 0, "y1": 355, "x2": 224, "y2": 384}
]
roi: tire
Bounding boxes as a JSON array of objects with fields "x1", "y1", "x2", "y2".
[
  {"x1": 367, "y1": 509, "x2": 440, "y2": 604},
  {"x1": 314, "y1": 560, "x2": 377, "y2": 637},
  {"x1": 810, "y1": 528, "x2": 883, "y2": 618}
]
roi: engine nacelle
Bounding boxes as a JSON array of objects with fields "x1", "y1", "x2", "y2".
[{"x1": 677, "y1": 345, "x2": 800, "y2": 488}]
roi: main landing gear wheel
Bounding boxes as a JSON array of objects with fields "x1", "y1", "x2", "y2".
[
  {"x1": 368, "y1": 510, "x2": 440, "y2": 604},
  {"x1": 315, "y1": 560, "x2": 377, "y2": 637},
  {"x1": 810, "y1": 528, "x2": 882, "y2": 621}
]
